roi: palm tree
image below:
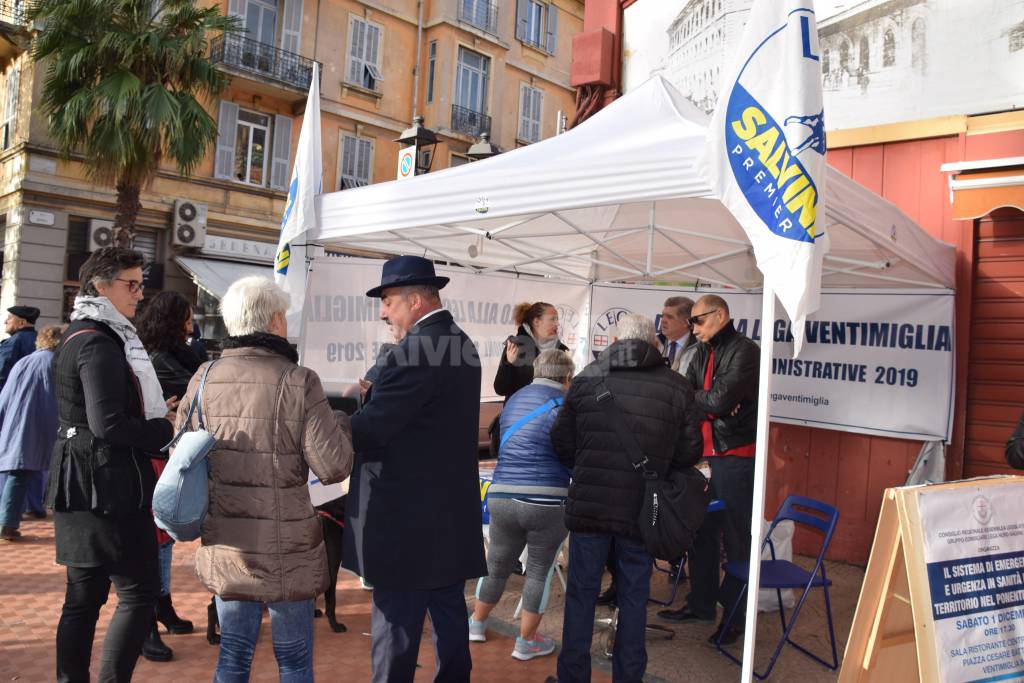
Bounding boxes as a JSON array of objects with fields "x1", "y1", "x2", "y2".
[{"x1": 28, "y1": 0, "x2": 238, "y2": 247}]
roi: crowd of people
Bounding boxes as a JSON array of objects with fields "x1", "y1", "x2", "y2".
[{"x1": 0, "y1": 248, "x2": 775, "y2": 682}]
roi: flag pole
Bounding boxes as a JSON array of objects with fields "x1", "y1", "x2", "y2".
[{"x1": 740, "y1": 281, "x2": 777, "y2": 682}]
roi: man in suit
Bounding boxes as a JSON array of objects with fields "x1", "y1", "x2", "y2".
[
  {"x1": 657, "y1": 297, "x2": 696, "y2": 374},
  {"x1": 0, "y1": 305, "x2": 39, "y2": 391},
  {"x1": 344, "y1": 255, "x2": 486, "y2": 683}
]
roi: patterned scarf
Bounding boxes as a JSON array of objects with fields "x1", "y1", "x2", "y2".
[{"x1": 71, "y1": 296, "x2": 167, "y2": 420}]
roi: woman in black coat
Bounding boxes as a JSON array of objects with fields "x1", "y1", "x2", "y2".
[
  {"x1": 47, "y1": 248, "x2": 176, "y2": 682},
  {"x1": 136, "y1": 291, "x2": 203, "y2": 647},
  {"x1": 494, "y1": 302, "x2": 568, "y2": 399}
]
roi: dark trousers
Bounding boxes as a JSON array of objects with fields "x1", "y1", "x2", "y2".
[
  {"x1": 557, "y1": 533, "x2": 652, "y2": 683},
  {"x1": 55, "y1": 534, "x2": 160, "y2": 683},
  {"x1": 685, "y1": 456, "x2": 755, "y2": 621},
  {"x1": 370, "y1": 581, "x2": 472, "y2": 683}
]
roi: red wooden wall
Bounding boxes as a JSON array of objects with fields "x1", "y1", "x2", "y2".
[{"x1": 765, "y1": 130, "x2": 1024, "y2": 564}]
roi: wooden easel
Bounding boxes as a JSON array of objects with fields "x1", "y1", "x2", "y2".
[{"x1": 840, "y1": 477, "x2": 1024, "y2": 682}]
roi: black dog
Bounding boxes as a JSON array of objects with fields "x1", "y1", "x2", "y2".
[
  {"x1": 205, "y1": 495, "x2": 348, "y2": 644},
  {"x1": 315, "y1": 495, "x2": 348, "y2": 633}
]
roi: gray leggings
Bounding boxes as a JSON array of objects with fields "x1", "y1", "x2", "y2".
[{"x1": 477, "y1": 497, "x2": 568, "y2": 614}]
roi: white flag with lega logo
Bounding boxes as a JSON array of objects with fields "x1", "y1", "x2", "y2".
[
  {"x1": 703, "y1": 0, "x2": 830, "y2": 356},
  {"x1": 275, "y1": 62, "x2": 322, "y2": 316}
]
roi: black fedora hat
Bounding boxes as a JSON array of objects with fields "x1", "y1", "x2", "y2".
[{"x1": 366, "y1": 255, "x2": 450, "y2": 298}]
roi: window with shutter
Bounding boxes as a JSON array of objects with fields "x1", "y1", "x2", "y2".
[
  {"x1": 426, "y1": 41, "x2": 437, "y2": 103},
  {"x1": 269, "y1": 114, "x2": 293, "y2": 191},
  {"x1": 518, "y1": 0, "x2": 555, "y2": 54},
  {"x1": 347, "y1": 16, "x2": 384, "y2": 91},
  {"x1": 214, "y1": 101, "x2": 239, "y2": 180},
  {"x1": 518, "y1": 84, "x2": 543, "y2": 143},
  {"x1": 134, "y1": 230, "x2": 159, "y2": 263},
  {"x1": 339, "y1": 134, "x2": 373, "y2": 189},
  {"x1": 2, "y1": 66, "x2": 19, "y2": 150}
]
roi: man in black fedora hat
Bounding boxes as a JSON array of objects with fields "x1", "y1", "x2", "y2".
[
  {"x1": 343, "y1": 255, "x2": 486, "y2": 683},
  {"x1": 0, "y1": 305, "x2": 39, "y2": 391}
]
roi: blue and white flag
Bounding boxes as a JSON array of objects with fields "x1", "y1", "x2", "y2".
[
  {"x1": 275, "y1": 62, "x2": 322, "y2": 317},
  {"x1": 703, "y1": 0, "x2": 829, "y2": 356}
]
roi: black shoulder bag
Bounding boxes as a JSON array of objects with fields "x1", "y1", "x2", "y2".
[{"x1": 594, "y1": 365, "x2": 711, "y2": 560}]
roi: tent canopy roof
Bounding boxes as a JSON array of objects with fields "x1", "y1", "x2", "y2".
[{"x1": 313, "y1": 77, "x2": 955, "y2": 291}]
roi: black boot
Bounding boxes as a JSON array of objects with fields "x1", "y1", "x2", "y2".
[
  {"x1": 157, "y1": 594, "x2": 194, "y2": 634},
  {"x1": 142, "y1": 617, "x2": 173, "y2": 662}
]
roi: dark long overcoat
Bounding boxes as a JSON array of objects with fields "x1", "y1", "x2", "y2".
[{"x1": 343, "y1": 310, "x2": 486, "y2": 590}]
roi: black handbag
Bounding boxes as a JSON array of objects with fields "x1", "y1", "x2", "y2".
[
  {"x1": 1006, "y1": 412, "x2": 1024, "y2": 470},
  {"x1": 594, "y1": 366, "x2": 710, "y2": 561}
]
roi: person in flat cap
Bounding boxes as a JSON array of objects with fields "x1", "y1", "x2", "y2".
[
  {"x1": 0, "y1": 305, "x2": 40, "y2": 392},
  {"x1": 343, "y1": 255, "x2": 486, "y2": 683}
]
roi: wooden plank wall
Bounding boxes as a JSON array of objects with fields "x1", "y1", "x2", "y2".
[{"x1": 765, "y1": 130, "x2": 1024, "y2": 564}]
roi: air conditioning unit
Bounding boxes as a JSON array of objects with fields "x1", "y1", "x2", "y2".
[
  {"x1": 172, "y1": 199, "x2": 208, "y2": 248},
  {"x1": 88, "y1": 219, "x2": 115, "y2": 251}
]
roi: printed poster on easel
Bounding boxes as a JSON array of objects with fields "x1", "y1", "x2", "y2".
[
  {"x1": 840, "y1": 477, "x2": 1024, "y2": 683},
  {"x1": 918, "y1": 485, "x2": 1024, "y2": 682}
]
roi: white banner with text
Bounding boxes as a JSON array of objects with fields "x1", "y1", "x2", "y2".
[
  {"x1": 590, "y1": 283, "x2": 954, "y2": 441},
  {"x1": 300, "y1": 259, "x2": 953, "y2": 441}
]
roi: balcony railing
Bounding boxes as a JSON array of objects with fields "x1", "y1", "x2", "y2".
[
  {"x1": 0, "y1": 0, "x2": 26, "y2": 26},
  {"x1": 458, "y1": 0, "x2": 498, "y2": 35},
  {"x1": 210, "y1": 33, "x2": 321, "y2": 93},
  {"x1": 451, "y1": 104, "x2": 491, "y2": 139}
]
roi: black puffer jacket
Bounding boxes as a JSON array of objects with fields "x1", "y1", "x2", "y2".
[
  {"x1": 551, "y1": 339, "x2": 704, "y2": 539},
  {"x1": 684, "y1": 320, "x2": 760, "y2": 454}
]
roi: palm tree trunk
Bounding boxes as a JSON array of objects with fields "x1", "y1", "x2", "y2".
[{"x1": 114, "y1": 181, "x2": 141, "y2": 249}]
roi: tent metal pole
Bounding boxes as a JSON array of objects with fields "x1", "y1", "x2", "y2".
[
  {"x1": 740, "y1": 283, "x2": 776, "y2": 683},
  {"x1": 648, "y1": 246, "x2": 749, "y2": 277},
  {"x1": 553, "y1": 211, "x2": 648, "y2": 272},
  {"x1": 646, "y1": 204, "x2": 655, "y2": 276},
  {"x1": 653, "y1": 228, "x2": 749, "y2": 290}
]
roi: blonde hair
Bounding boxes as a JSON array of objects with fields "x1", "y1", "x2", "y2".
[{"x1": 36, "y1": 325, "x2": 65, "y2": 351}]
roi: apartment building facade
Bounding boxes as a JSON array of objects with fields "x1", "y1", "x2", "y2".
[{"x1": 0, "y1": 0, "x2": 582, "y2": 337}]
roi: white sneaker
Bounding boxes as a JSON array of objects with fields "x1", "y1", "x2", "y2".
[
  {"x1": 469, "y1": 618, "x2": 487, "y2": 642},
  {"x1": 512, "y1": 634, "x2": 556, "y2": 661}
]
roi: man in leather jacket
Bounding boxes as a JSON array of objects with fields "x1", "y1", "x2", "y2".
[{"x1": 658, "y1": 294, "x2": 759, "y2": 646}]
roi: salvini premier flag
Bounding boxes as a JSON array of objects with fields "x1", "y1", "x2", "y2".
[
  {"x1": 702, "y1": 0, "x2": 830, "y2": 356},
  {"x1": 275, "y1": 62, "x2": 322, "y2": 316}
]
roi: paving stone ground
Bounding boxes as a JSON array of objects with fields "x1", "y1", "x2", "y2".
[{"x1": 0, "y1": 517, "x2": 864, "y2": 682}]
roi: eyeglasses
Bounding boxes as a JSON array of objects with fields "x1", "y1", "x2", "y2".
[
  {"x1": 687, "y1": 309, "x2": 719, "y2": 328},
  {"x1": 115, "y1": 278, "x2": 145, "y2": 294}
]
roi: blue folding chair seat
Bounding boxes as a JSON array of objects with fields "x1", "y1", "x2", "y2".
[
  {"x1": 714, "y1": 495, "x2": 839, "y2": 680},
  {"x1": 720, "y1": 559, "x2": 832, "y2": 589}
]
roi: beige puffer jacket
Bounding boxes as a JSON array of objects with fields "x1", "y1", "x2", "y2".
[{"x1": 176, "y1": 343, "x2": 353, "y2": 603}]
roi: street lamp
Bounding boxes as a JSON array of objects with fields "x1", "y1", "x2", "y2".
[
  {"x1": 467, "y1": 132, "x2": 500, "y2": 162},
  {"x1": 395, "y1": 115, "x2": 438, "y2": 176}
]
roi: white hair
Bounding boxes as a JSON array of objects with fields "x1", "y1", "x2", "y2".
[
  {"x1": 533, "y1": 349, "x2": 575, "y2": 382},
  {"x1": 617, "y1": 314, "x2": 657, "y2": 344},
  {"x1": 220, "y1": 276, "x2": 290, "y2": 336}
]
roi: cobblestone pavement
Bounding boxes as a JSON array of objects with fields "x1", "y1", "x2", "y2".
[{"x1": 1, "y1": 517, "x2": 864, "y2": 682}]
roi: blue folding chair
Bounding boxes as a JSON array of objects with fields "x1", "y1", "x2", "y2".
[{"x1": 714, "y1": 495, "x2": 840, "y2": 680}]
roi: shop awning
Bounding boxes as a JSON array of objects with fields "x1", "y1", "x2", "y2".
[
  {"x1": 173, "y1": 256, "x2": 274, "y2": 299},
  {"x1": 942, "y1": 157, "x2": 1024, "y2": 220}
]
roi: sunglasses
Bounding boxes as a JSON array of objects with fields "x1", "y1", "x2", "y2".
[
  {"x1": 115, "y1": 278, "x2": 145, "y2": 294},
  {"x1": 687, "y1": 309, "x2": 719, "y2": 327}
]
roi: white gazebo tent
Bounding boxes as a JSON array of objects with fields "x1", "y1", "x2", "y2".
[
  {"x1": 309, "y1": 75, "x2": 956, "y2": 674},
  {"x1": 313, "y1": 76, "x2": 954, "y2": 291}
]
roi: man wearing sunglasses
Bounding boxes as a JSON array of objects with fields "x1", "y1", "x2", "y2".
[{"x1": 657, "y1": 294, "x2": 759, "y2": 647}]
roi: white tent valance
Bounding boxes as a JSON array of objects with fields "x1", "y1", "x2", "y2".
[{"x1": 312, "y1": 76, "x2": 954, "y2": 292}]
